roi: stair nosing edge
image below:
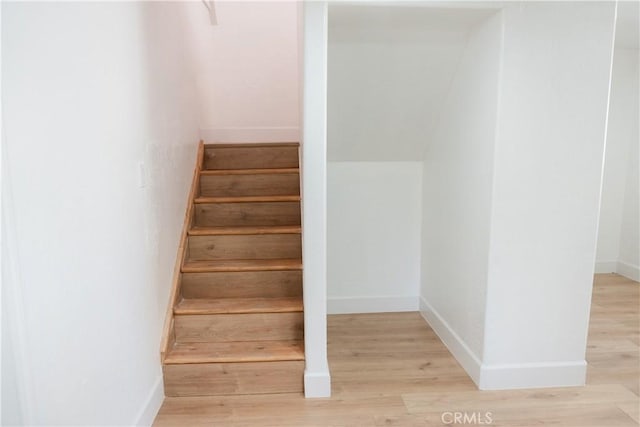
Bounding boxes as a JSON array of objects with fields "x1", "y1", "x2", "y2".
[
  {"x1": 200, "y1": 168, "x2": 299, "y2": 176},
  {"x1": 194, "y1": 195, "x2": 301, "y2": 204},
  {"x1": 188, "y1": 226, "x2": 302, "y2": 236},
  {"x1": 204, "y1": 142, "x2": 299, "y2": 148},
  {"x1": 163, "y1": 356, "x2": 306, "y2": 365}
]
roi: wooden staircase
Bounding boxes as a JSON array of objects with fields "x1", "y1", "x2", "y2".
[{"x1": 160, "y1": 142, "x2": 304, "y2": 397}]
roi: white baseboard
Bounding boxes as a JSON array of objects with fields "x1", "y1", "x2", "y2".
[
  {"x1": 478, "y1": 360, "x2": 587, "y2": 390},
  {"x1": 133, "y1": 375, "x2": 164, "y2": 427},
  {"x1": 200, "y1": 127, "x2": 300, "y2": 143},
  {"x1": 419, "y1": 296, "x2": 588, "y2": 390},
  {"x1": 594, "y1": 260, "x2": 618, "y2": 273},
  {"x1": 304, "y1": 369, "x2": 331, "y2": 398},
  {"x1": 328, "y1": 295, "x2": 418, "y2": 314},
  {"x1": 617, "y1": 260, "x2": 640, "y2": 282},
  {"x1": 419, "y1": 296, "x2": 482, "y2": 385}
]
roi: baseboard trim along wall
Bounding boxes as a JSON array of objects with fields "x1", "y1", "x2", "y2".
[
  {"x1": 617, "y1": 260, "x2": 640, "y2": 282},
  {"x1": 133, "y1": 375, "x2": 164, "y2": 427},
  {"x1": 419, "y1": 296, "x2": 589, "y2": 390},
  {"x1": 328, "y1": 295, "x2": 418, "y2": 314},
  {"x1": 200, "y1": 127, "x2": 300, "y2": 143},
  {"x1": 594, "y1": 260, "x2": 618, "y2": 274},
  {"x1": 419, "y1": 296, "x2": 482, "y2": 385},
  {"x1": 595, "y1": 259, "x2": 640, "y2": 281},
  {"x1": 478, "y1": 360, "x2": 587, "y2": 390},
  {"x1": 304, "y1": 369, "x2": 331, "y2": 398}
]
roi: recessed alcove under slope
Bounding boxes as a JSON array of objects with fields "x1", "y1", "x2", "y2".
[{"x1": 326, "y1": 5, "x2": 499, "y2": 315}]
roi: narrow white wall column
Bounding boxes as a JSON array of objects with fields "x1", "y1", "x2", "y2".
[
  {"x1": 481, "y1": 2, "x2": 617, "y2": 390},
  {"x1": 301, "y1": 0, "x2": 331, "y2": 398},
  {"x1": 417, "y1": 10, "x2": 503, "y2": 385}
]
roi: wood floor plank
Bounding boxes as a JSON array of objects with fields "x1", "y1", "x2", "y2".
[
  {"x1": 417, "y1": 406, "x2": 638, "y2": 427},
  {"x1": 401, "y1": 384, "x2": 638, "y2": 414},
  {"x1": 618, "y1": 401, "x2": 640, "y2": 424}
]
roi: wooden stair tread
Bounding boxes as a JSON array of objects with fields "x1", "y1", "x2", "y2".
[
  {"x1": 200, "y1": 168, "x2": 299, "y2": 176},
  {"x1": 188, "y1": 225, "x2": 301, "y2": 236},
  {"x1": 175, "y1": 297, "x2": 303, "y2": 315},
  {"x1": 204, "y1": 142, "x2": 299, "y2": 148},
  {"x1": 164, "y1": 340, "x2": 305, "y2": 364},
  {"x1": 182, "y1": 258, "x2": 303, "y2": 273},
  {"x1": 195, "y1": 195, "x2": 300, "y2": 204}
]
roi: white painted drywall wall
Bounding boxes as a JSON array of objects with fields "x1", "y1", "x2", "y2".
[
  {"x1": 328, "y1": 162, "x2": 422, "y2": 313},
  {"x1": 596, "y1": 46, "x2": 639, "y2": 281},
  {"x1": 184, "y1": 1, "x2": 300, "y2": 143},
  {"x1": 301, "y1": 0, "x2": 331, "y2": 398},
  {"x1": 418, "y1": 11, "x2": 503, "y2": 383},
  {"x1": 481, "y1": 2, "x2": 616, "y2": 389},
  {"x1": 617, "y1": 54, "x2": 639, "y2": 280},
  {"x1": 2, "y1": 2, "x2": 199, "y2": 424},
  {"x1": 327, "y1": 6, "x2": 494, "y2": 162}
]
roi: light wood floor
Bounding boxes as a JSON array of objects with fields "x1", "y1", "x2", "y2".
[{"x1": 154, "y1": 274, "x2": 639, "y2": 426}]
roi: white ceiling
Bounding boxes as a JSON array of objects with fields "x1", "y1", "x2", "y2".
[
  {"x1": 616, "y1": 1, "x2": 640, "y2": 49},
  {"x1": 329, "y1": 5, "x2": 497, "y2": 41},
  {"x1": 328, "y1": 5, "x2": 497, "y2": 161}
]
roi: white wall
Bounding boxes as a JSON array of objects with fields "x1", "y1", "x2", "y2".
[
  {"x1": 301, "y1": 0, "x2": 331, "y2": 398},
  {"x1": 2, "y1": 2, "x2": 199, "y2": 424},
  {"x1": 419, "y1": 11, "x2": 503, "y2": 382},
  {"x1": 327, "y1": 6, "x2": 494, "y2": 162},
  {"x1": 481, "y1": 2, "x2": 616, "y2": 389},
  {"x1": 596, "y1": 47, "x2": 639, "y2": 281},
  {"x1": 185, "y1": 1, "x2": 300, "y2": 143},
  {"x1": 328, "y1": 162, "x2": 422, "y2": 313}
]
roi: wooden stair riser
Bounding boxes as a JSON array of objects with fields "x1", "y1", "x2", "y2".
[
  {"x1": 181, "y1": 270, "x2": 302, "y2": 299},
  {"x1": 163, "y1": 361, "x2": 304, "y2": 397},
  {"x1": 187, "y1": 234, "x2": 302, "y2": 261},
  {"x1": 204, "y1": 145, "x2": 299, "y2": 170},
  {"x1": 174, "y1": 312, "x2": 304, "y2": 343},
  {"x1": 194, "y1": 202, "x2": 301, "y2": 227},
  {"x1": 200, "y1": 173, "x2": 300, "y2": 198}
]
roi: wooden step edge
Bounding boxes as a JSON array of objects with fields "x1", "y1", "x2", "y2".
[
  {"x1": 188, "y1": 225, "x2": 302, "y2": 236},
  {"x1": 163, "y1": 340, "x2": 305, "y2": 365},
  {"x1": 194, "y1": 195, "x2": 301, "y2": 204},
  {"x1": 204, "y1": 142, "x2": 299, "y2": 148},
  {"x1": 181, "y1": 259, "x2": 303, "y2": 273},
  {"x1": 200, "y1": 168, "x2": 299, "y2": 176},
  {"x1": 174, "y1": 297, "x2": 303, "y2": 315}
]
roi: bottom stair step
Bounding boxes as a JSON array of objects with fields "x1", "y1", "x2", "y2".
[
  {"x1": 163, "y1": 360, "x2": 305, "y2": 396},
  {"x1": 164, "y1": 340, "x2": 305, "y2": 364}
]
